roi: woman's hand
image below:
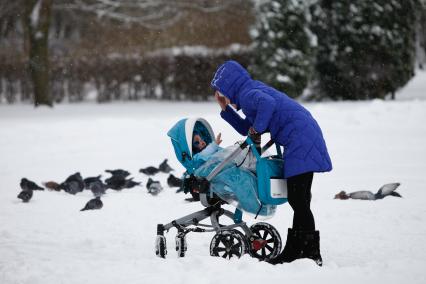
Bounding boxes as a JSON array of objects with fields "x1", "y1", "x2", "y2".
[
  {"x1": 249, "y1": 127, "x2": 258, "y2": 135},
  {"x1": 215, "y1": 91, "x2": 228, "y2": 111},
  {"x1": 215, "y1": 133, "x2": 222, "y2": 145}
]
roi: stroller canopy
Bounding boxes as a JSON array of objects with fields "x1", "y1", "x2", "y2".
[{"x1": 167, "y1": 118, "x2": 215, "y2": 174}]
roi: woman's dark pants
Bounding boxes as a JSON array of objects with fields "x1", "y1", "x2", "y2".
[{"x1": 287, "y1": 172, "x2": 315, "y2": 231}]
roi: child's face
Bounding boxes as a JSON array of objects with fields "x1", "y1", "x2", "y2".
[{"x1": 193, "y1": 134, "x2": 207, "y2": 151}]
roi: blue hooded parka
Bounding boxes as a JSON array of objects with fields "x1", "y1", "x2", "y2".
[{"x1": 211, "y1": 60, "x2": 332, "y2": 178}]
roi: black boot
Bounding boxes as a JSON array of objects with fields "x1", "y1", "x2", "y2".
[
  {"x1": 268, "y1": 228, "x2": 299, "y2": 264},
  {"x1": 296, "y1": 230, "x2": 323, "y2": 266}
]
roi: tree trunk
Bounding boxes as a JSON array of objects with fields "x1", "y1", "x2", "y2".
[{"x1": 23, "y1": 0, "x2": 52, "y2": 107}]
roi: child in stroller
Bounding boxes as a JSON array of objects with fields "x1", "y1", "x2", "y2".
[{"x1": 155, "y1": 118, "x2": 288, "y2": 261}]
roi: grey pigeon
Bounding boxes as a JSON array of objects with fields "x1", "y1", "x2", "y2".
[
  {"x1": 17, "y1": 190, "x2": 33, "y2": 202},
  {"x1": 159, "y1": 159, "x2": 174, "y2": 173},
  {"x1": 146, "y1": 178, "x2": 163, "y2": 195},
  {"x1": 83, "y1": 175, "x2": 102, "y2": 189},
  {"x1": 88, "y1": 180, "x2": 107, "y2": 197},
  {"x1": 105, "y1": 169, "x2": 130, "y2": 178},
  {"x1": 80, "y1": 196, "x2": 103, "y2": 211},
  {"x1": 334, "y1": 183, "x2": 402, "y2": 200},
  {"x1": 139, "y1": 166, "x2": 160, "y2": 176},
  {"x1": 20, "y1": 178, "x2": 44, "y2": 191},
  {"x1": 375, "y1": 183, "x2": 402, "y2": 199}
]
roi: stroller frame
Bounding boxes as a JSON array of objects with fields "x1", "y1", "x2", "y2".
[{"x1": 156, "y1": 136, "x2": 284, "y2": 260}]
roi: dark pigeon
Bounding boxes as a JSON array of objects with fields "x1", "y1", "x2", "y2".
[
  {"x1": 167, "y1": 174, "x2": 182, "y2": 188},
  {"x1": 20, "y1": 178, "x2": 44, "y2": 191},
  {"x1": 42, "y1": 181, "x2": 61, "y2": 191},
  {"x1": 139, "y1": 166, "x2": 160, "y2": 176},
  {"x1": 334, "y1": 183, "x2": 402, "y2": 200},
  {"x1": 159, "y1": 159, "x2": 174, "y2": 173},
  {"x1": 184, "y1": 197, "x2": 198, "y2": 202},
  {"x1": 146, "y1": 178, "x2": 163, "y2": 195},
  {"x1": 104, "y1": 171, "x2": 141, "y2": 190},
  {"x1": 105, "y1": 169, "x2": 130, "y2": 178},
  {"x1": 83, "y1": 175, "x2": 102, "y2": 189},
  {"x1": 65, "y1": 172, "x2": 84, "y2": 184},
  {"x1": 105, "y1": 175, "x2": 127, "y2": 190},
  {"x1": 17, "y1": 190, "x2": 33, "y2": 202},
  {"x1": 80, "y1": 196, "x2": 103, "y2": 211},
  {"x1": 124, "y1": 178, "x2": 142, "y2": 189},
  {"x1": 59, "y1": 172, "x2": 85, "y2": 194}
]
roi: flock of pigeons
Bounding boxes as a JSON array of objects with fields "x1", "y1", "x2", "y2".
[
  {"x1": 18, "y1": 158, "x2": 403, "y2": 211},
  {"x1": 17, "y1": 159, "x2": 183, "y2": 211}
]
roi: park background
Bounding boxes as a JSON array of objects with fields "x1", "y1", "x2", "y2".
[{"x1": 1, "y1": 1, "x2": 426, "y2": 283}]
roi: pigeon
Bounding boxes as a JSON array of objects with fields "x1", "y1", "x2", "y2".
[
  {"x1": 375, "y1": 183, "x2": 402, "y2": 199},
  {"x1": 184, "y1": 197, "x2": 198, "y2": 202},
  {"x1": 42, "y1": 181, "x2": 61, "y2": 191},
  {"x1": 334, "y1": 183, "x2": 402, "y2": 200},
  {"x1": 105, "y1": 169, "x2": 130, "y2": 178},
  {"x1": 146, "y1": 178, "x2": 163, "y2": 195},
  {"x1": 59, "y1": 172, "x2": 85, "y2": 194},
  {"x1": 83, "y1": 175, "x2": 102, "y2": 189},
  {"x1": 80, "y1": 196, "x2": 103, "y2": 211},
  {"x1": 20, "y1": 178, "x2": 44, "y2": 191},
  {"x1": 334, "y1": 190, "x2": 373, "y2": 200},
  {"x1": 88, "y1": 179, "x2": 107, "y2": 197},
  {"x1": 159, "y1": 159, "x2": 174, "y2": 173},
  {"x1": 139, "y1": 166, "x2": 160, "y2": 176},
  {"x1": 167, "y1": 174, "x2": 182, "y2": 188},
  {"x1": 17, "y1": 189, "x2": 33, "y2": 202},
  {"x1": 124, "y1": 178, "x2": 142, "y2": 189},
  {"x1": 105, "y1": 175, "x2": 127, "y2": 190}
]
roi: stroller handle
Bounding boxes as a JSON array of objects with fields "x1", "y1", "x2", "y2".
[
  {"x1": 205, "y1": 139, "x2": 249, "y2": 182},
  {"x1": 205, "y1": 135, "x2": 282, "y2": 182}
]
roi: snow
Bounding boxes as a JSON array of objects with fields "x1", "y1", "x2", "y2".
[
  {"x1": 276, "y1": 74, "x2": 291, "y2": 83},
  {"x1": 394, "y1": 69, "x2": 426, "y2": 100},
  {"x1": 1, "y1": 71, "x2": 426, "y2": 283},
  {"x1": 146, "y1": 44, "x2": 252, "y2": 58}
]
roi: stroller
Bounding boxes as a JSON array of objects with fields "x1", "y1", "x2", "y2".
[{"x1": 155, "y1": 118, "x2": 288, "y2": 261}]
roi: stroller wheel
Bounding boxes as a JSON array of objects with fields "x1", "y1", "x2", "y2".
[
  {"x1": 210, "y1": 230, "x2": 246, "y2": 259},
  {"x1": 248, "y1": 222, "x2": 282, "y2": 261},
  {"x1": 155, "y1": 235, "x2": 167, "y2": 258},
  {"x1": 232, "y1": 229, "x2": 249, "y2": 255},
  {"x1": 175, "y1": 233, "x2": 187, "y2": 257}
]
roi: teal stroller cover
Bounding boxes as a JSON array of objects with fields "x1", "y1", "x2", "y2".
[{"x1": 168, "y1": 118, "x2": 276, "y2": 217}]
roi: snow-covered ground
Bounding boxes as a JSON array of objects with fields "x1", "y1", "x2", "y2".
[{"x1": 1, "y1": 71, "x2": 426, "y2": 284}]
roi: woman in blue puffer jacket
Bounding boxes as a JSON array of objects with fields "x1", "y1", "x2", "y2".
[{"x1": 211, "y1": 60, "x2": 332, "y2": 266}]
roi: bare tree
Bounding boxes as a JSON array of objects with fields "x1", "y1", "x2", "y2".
[
  {"x1": 2, "y1": 0, "x2": 239, "y2": 106},
  {"x1": 23, "y1": 0, "x2": 53, "y2": 107}
]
